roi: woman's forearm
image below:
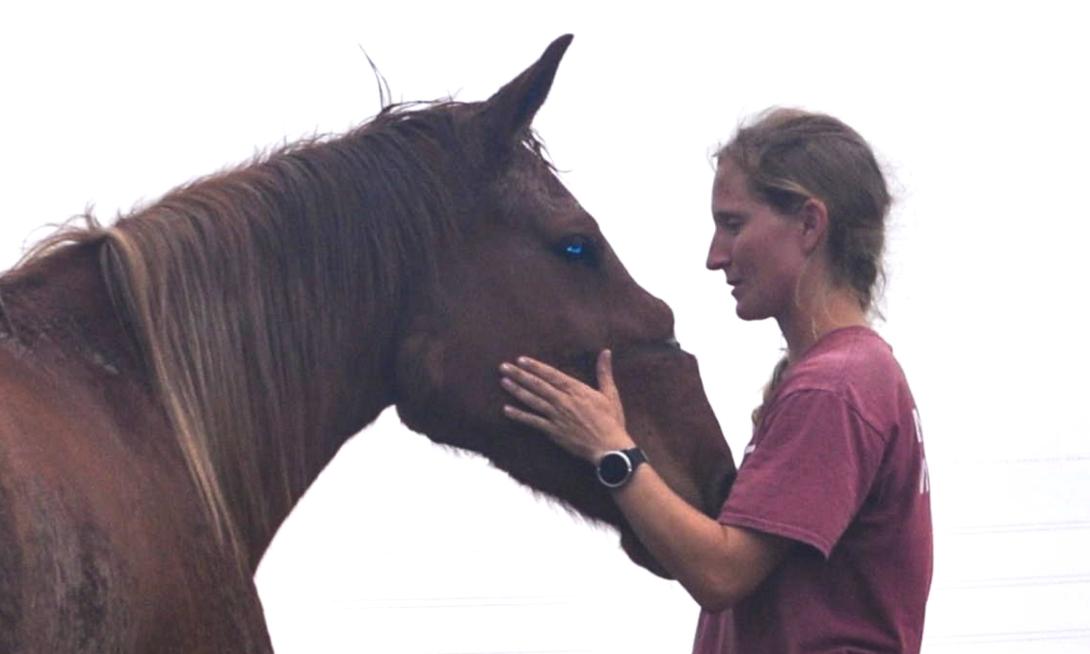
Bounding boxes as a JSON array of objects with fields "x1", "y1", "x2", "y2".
[{"x1": 610, "y1": 461, "x2": 789, "y2": 611}]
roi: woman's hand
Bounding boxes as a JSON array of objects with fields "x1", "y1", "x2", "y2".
[{"x1": 499, "y1": 349, "x2": 635, "y2": 463}]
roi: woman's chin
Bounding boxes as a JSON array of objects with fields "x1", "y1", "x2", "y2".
[
  {"x1": 734, "y1": 303, "x2": 773, "y2": 322},
  {"x1": 733, "y1": 301, "x2": 758, "y2": 321}
]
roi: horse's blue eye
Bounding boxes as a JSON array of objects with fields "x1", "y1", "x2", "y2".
[{"x1": 559, "y1": 237, "x2": 595, "y2": 264}]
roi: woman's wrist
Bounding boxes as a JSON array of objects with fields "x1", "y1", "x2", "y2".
[{"x1": 592, "y1": 430, "x2": 638, "y2": 461}]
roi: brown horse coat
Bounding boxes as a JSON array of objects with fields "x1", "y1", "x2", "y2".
[{"x1": 0, "y1": 36, "x2": 734, "y2": 652}]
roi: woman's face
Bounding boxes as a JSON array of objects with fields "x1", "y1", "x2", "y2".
[{"x1": 706, "y1": 159, "x2": 808, "y2": 322}]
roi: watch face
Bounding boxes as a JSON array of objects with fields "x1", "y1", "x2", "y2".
[{"x1": 597, "y1": 451, "x2": 632, "y2": 487}]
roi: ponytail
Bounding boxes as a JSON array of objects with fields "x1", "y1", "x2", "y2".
[{"x1": 751, "y1": 355, "x2": 790, "y2": 427}]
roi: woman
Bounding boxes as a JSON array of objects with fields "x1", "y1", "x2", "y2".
[{"x1": 499, "y1": 108, "x2": 932, "y2": 653}]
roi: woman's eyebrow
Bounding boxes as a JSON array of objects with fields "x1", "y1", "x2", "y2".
[{"x1": 713, "y1": 210, "x2": 746, "y2": 222}]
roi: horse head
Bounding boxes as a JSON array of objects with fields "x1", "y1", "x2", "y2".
[{"x1": 392, "y1": 36, "x2": 735, "y2": 577}]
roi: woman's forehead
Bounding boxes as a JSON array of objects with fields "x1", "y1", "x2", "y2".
[{"x1": 711, "y1": 160, "x2": 756, "y2": 209}]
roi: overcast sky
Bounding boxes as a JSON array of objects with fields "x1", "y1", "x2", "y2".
[{"x1": 3, "y1": 2, "x2": 1088, "y2": 652}]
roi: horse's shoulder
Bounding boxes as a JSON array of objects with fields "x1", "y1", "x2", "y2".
[
  {"x1": 0, "y1": 422, "x2": 22, "y2": 653},
  {"x1": 0, "y1": 349, "x2": 271, "y2": 652}
]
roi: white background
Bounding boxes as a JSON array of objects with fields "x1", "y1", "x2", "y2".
[{"x1": 2, "y1": 2, "x2": 1088, "y2": 652}]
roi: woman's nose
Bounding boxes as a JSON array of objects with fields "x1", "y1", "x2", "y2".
[{"x1": 706, "y1": 234, "x2": 730, "y2": 270}]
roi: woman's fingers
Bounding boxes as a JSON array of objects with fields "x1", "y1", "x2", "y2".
[
  {"x1": 597, "y1": 349, "x2": 619, "y2": 403},
  {"x1": 500, "y1": 361, "x2": 564, "y2": 402},
  {"x1": 513, "y1": 356, "x2": 576, "y2": 391},
  {"x1": 503, "y1": 404, "x2": 560, "y2": 439},
  {"x1": 500, "y1": 354, "x2": 634, "y2": 463},
  {"x1": 499, "y1": 376, "x2": 556, "y2": 417}
]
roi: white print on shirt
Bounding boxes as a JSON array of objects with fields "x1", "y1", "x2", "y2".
[{"x1": 913, "y1": 407, "x2": 930, "y2": 495}]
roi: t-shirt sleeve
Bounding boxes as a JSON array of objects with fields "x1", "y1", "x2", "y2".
[{"x1": 718, "y1": 389, "x2": 888, "y2": 558}]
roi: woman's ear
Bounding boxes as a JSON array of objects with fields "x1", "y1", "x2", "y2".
[{"x1": 798, "y1": 198, "x2": 829, "y2": 254}]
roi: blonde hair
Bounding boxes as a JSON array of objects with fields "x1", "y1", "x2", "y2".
[{"x1": 718, "y1": 107, "x2": 890, "y2": 313}]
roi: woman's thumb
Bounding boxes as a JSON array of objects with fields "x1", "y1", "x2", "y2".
[{"x1": 597, "y1": 349, "x2": 619, "y2": 401}]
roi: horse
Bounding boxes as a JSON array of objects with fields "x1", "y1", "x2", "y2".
[{"x1": 0, "y1": 35, "x2": 735, "y2": 652}]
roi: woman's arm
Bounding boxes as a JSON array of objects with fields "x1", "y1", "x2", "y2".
[
  {"x1": 499, "y1": 350, "x2": 791, "y2": 610},
  {"x1": 610, "y1": 457, "x2": 791, "y2": 610}
]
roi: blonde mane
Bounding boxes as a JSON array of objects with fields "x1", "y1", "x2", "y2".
[{"x1": 12, "y1": 104, "x2": 479, "y2": 566}]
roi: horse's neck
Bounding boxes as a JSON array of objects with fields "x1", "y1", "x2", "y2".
[
  {"x1": 238, "y1": 310, "x2": 397, "y2": 566},
  {"x1": 1, "y1": 241, "x2": 396, "y2": 567},
  {"x1": 205, "y1": 274, "x2": 399, "y2": 566}
]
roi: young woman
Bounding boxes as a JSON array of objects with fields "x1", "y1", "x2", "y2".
[{"x1": 499, "y1": 108, "x2": 932, "y2": 653}]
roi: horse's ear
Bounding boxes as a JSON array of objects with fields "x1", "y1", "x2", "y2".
[{"x1": 478, "y1": 34, "x2": 573, "y2": 145}]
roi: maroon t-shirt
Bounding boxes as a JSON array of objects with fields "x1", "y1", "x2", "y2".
[{"x1": 693, "y1": 327, "x2": 932, "y2": 653}]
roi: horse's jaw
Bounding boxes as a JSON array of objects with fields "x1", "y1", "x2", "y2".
[
  {"x1": 619, "y1": 529, "x2": 673, "y2": 579},
  {"x1": 392, "y1": 351, "x2": 734, "y2": 582}
]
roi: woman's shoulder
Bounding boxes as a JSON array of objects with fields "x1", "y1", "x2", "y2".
[
  {"x1": 797, "y1": 326, "x2": 899, "y2": 379},
  {"x1": 777, "y1": 327, "x2": 910, "y2": 424}
]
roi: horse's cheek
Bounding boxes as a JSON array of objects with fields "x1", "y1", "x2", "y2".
[{"x1": 392, "y1": 333, "x2": 446, "y2": 423}]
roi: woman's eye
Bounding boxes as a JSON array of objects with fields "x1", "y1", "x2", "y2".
[{"x1": 715, "y1": 214, "x2": 745, "y2": 236}]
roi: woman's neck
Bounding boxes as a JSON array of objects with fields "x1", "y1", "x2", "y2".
[{"x1": 778, "y1": 282, "x2": 869, "y2": 362}]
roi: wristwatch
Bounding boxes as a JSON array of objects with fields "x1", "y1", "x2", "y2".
[{"x1": 595, "y1": 447, "x2": 647, "y2": 489}]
